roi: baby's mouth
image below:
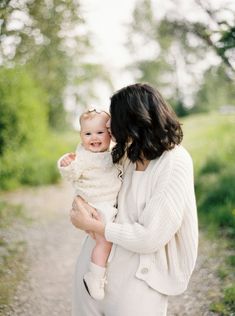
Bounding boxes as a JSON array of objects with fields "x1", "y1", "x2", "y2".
[{"x1": 91, "y1": 142, "x2": 101, "y2": 147}]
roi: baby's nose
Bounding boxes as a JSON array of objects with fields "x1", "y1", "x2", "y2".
[{"x1": 91, "y1": 134, "x2": 98, "y2": 141}]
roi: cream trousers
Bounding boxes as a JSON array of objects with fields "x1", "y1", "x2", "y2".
[{"x1": 72, "y1": 236, "x2": 168, "y2": 316}]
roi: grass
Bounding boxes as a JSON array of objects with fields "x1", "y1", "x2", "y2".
[
  {"x1": 0, "y1": 201, "x2": 29, "y2": 228},
  {"x1": 210, "y1": 285, "x2": 235, "y2": 316},
  {"x1": 182, "y1": 112, "x2": 235, "y2": 173},
  {"x1": 182, "y1": 112, "x2": 235, "y2": 315},
  {"x1": 0, "y1": 240, "x2": 26, "y2": 314},
  {"x1": 182, "y1": 112, "x2": 235, "y2": 237},
  {"x1": 0, "y1": 201, "x2": 29, "y2": 314}
]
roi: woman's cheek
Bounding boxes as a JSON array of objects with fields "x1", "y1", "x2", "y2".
[{"x1": 110, "y1": 140, "x2": 116, "y2": 149}]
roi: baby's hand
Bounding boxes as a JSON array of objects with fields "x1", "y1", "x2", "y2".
[{"x1": 60, "y1": 152, "x2": 76, "y2": 167}]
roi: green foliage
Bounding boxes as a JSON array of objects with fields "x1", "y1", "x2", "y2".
[
  {"x1": 217, "y1": 267, "x2": 229, "y2": 280},
  {"x1": 183, "y1": 113, "x2": 235, "y2": 238},
  {"x1": 0, "y1": 66, "x2": 47, "y2": 189},
  {"x1": 127, "y1": 0, "x2": 202, "y2": 114},
  {"x1": 226, "y1": 255, "x2": 235, "y2": 267},
  {"x1": 196, "y1": 161, "x2": 235, "y2": 238},
  {"x1": 0, "y1": 66, "x2": 79, "y2": 190},
  {"x1": 200, "y1": 157, "x2": 224, "y2": 174},
  {"x1": 223, "y1": 286, "x2": 235, "y2": 310},
  {"x1": 0, "y1": 0, "x2": 85, "y2": 129},
  {"x1": 0, "y1": 0, "x2": 112, "y2": 130},
  {"x1": 218, "y1": 26, "x2": 235, "y2": 54},
  {"x1": 183, "y1": 113, "x2": 235, "y2": 315},
  {"x1": 0, "y1": 238, "x2": 26, "y2": 310},
  {"x1": 0, "y1": 201, "x2": 27, "y2": 228},
  {"x1": 0, "y1": 129, "x2": 79, "y2": 190},
  {"x1": 0, "y1": 66, "x2": 48, "y2": 155},
  {"x1": 169, "y1": 98, "x2": 190, "y2": 117},
  {"x1": 210, "y1": 285, "x2": 235, "y2": 315},
  {"x1": 128, "y1": 0, "x2": 235, "y2": 114},
  {"x1": 154, "y1": 4, "x2": 235, "y2": 72},
  {"x1": 0, "y1": 202, "x2": 27, "y2": 311},
  {"x1": 192, "y1": 65, "x2": 235, "y2": 114},
  {"x1": 18, "y1": 130, "x2": 79, "y2": 187}
]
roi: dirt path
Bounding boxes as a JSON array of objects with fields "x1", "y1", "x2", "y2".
[{"x1": 1, "y1": 183, "x2": 224, "y2": 315}]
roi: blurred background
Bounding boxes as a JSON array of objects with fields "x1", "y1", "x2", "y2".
[{"x1": 0, "y1": 0, "x2": 234, "y2": 315}]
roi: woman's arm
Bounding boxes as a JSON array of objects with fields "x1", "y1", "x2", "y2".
[
  {"x1": 70, "y1": 190, "x2": 184, "y2": 255},
  {"x1": 71, "y1": 154, "x2": 195, "y2": 254},
  {"x1": 105, "y1": 194, "x2": 184, "y2": 254},
  {"x1": 104, "y1": 154, "x2": 195, "y2": 254}
]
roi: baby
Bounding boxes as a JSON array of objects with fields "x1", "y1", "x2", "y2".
[{"x1": 57, "y1": 109, "x2": 122, "y2": 300}]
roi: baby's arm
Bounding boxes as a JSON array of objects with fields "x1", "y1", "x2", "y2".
[
  {"x1": 60, "y1": 152, "x2": 76, "y2": 167},
  {"x1": 57, "y1": 152, "x2": 82, "y2": 181}
]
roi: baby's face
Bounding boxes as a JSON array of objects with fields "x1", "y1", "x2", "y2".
[{"x1": 80, "y1": 115, "x2": 111, "y2": 153}]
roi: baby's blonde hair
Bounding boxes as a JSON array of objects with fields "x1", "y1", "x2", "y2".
[{"x1": 79, "y1": 109, "x2": 110, "y2": 125}]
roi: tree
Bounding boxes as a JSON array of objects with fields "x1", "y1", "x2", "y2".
[
  {"x1": 193, "y1": 65, "x2": 235, "y2": 113},
  {"x1": 192, "y1": 0, "x2": 235, "y2": 72},
  {"x1": 127, "y1": 0, "x2": 198, "y2": 114},
  {"x1": 0, "y1": 0, "x2": 112, "y2": 129},
  {"x1": 127, "y1": 0, "x2": 235, "y2": 114}
]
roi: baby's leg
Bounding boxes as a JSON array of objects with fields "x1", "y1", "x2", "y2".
[
  {"x1": 83, "y1": 203, "x2": 116, "y2": 300},
  {"x1": 91, "y1": 234, "x2": 112, "y2": 267},
  {"x1": 83, "y1": 235, "x2": 112, "y2": 300}
]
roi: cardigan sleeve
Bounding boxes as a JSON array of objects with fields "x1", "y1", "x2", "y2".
[{"x1": 105, "y1": 154, "x2": 193, "y2": 254}]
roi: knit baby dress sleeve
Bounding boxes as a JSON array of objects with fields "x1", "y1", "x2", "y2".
[{"x1": 57, "y1": 152, "x2": 84, "y2": 182}]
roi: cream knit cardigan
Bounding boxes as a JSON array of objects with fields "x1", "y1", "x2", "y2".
[{"x1": 105, "y1": 145, "x2": 198, "y2": 295}]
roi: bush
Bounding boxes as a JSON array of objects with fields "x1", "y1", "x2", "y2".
[
  {"x1": 0, "y1": 66, "x2": 48, "y2": 155},
  {"x1": 196, "y1": 162, "x2": 235, "y2": 238},
  {"x1": 0, "y1": 66, "x2": 48, "y2": 189},
  {"x1": 0, "y1": 130, "x2": 79, "y2": 190},
  {"x1": 0, "y1": 66, "x2": 79, "y2": 190},
  {"x1": 200, "y1": 156, "x2": 224, "y2": 174},
  {"x1": 182, "y1": 113, "x2": 235, "y2": 239},
  {"x1": 182, "y1": 113, "x2": 235, "y2": 316}
]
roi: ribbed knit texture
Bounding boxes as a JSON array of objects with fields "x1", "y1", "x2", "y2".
[{"x1": 105, "y1": 145, "x2": 198, "y2": 295}]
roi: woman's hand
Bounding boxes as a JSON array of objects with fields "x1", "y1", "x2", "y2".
[
  {"x1": 70, "y1": 197, "x2": 95, "y2": 231},
  {"x1": 72, "y1": 196, "x2": 100, "y2": 220},
  {"x1": 70, "y1": 197, "x2": 105, "y2": 237}
]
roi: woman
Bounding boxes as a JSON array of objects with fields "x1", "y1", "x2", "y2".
[{"x1": 70, "y1": 83, "x2": 198, "y2": 316}]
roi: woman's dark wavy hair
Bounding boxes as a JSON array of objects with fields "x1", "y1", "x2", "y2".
[{"x1": 110, "y1": 83, "x2": 183, "y2": 164}]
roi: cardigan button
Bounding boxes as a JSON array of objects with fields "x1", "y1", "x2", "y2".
[{"x1": 140, "y1": 267, "x2": 149, "y2": 274}]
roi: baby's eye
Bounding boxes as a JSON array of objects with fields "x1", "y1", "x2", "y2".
[
  {"x1": 85, "y1": 132, "x2": 91, "y2": 136},
  {"x1": 97, "y1": 131, "x2": 104, "y2": 134}
]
